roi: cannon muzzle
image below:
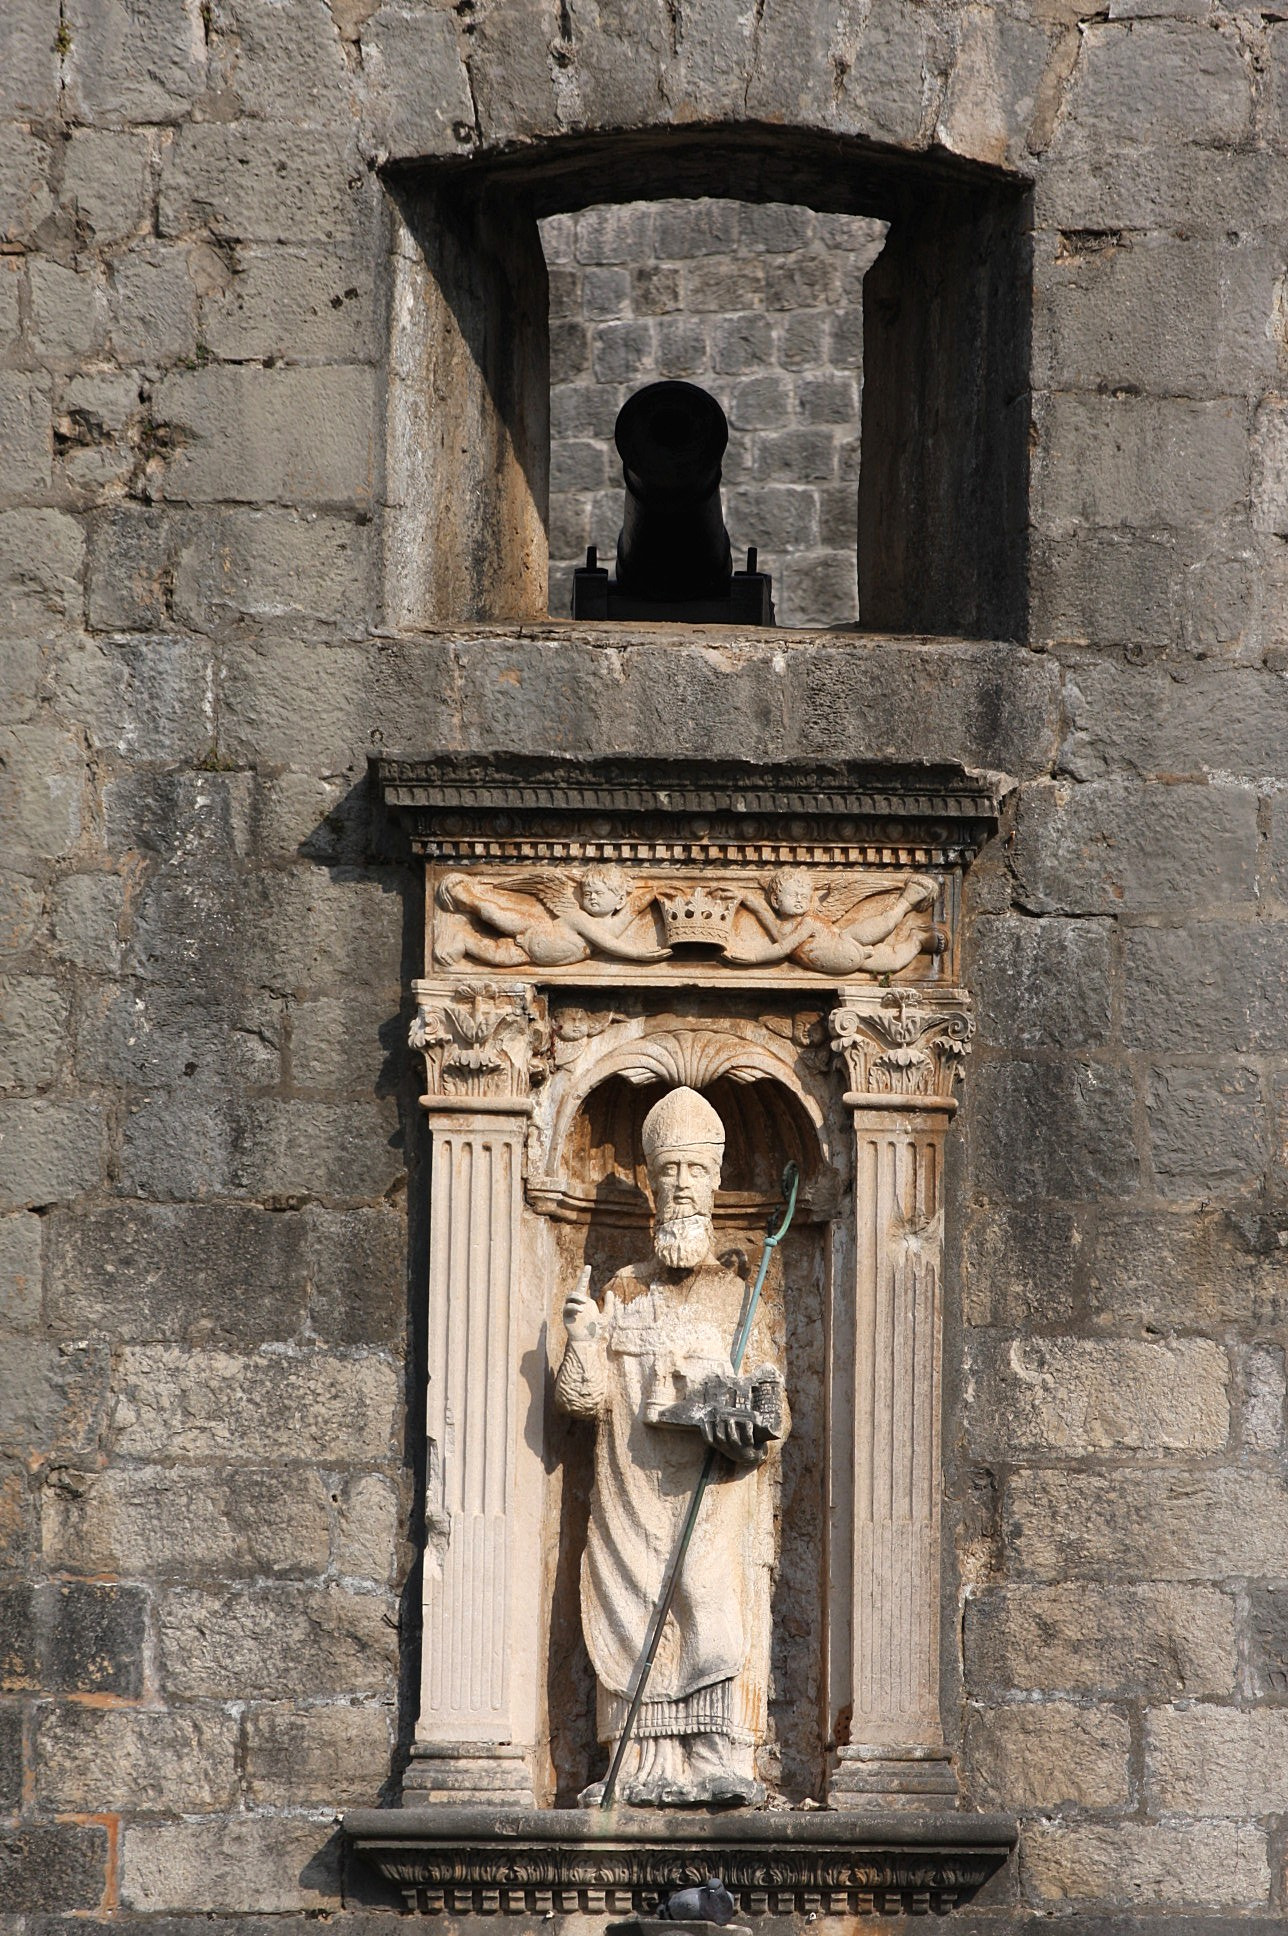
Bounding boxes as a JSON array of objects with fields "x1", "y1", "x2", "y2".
[
  {"x1": 614, "y1": 379, "x2": 732, "y2": 602},
  {"x1": 571, "y1": 380, "x2": 774, "y2": 625}
]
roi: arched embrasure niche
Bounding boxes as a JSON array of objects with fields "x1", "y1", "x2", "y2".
[{"x1": 527, "y1": 1013, "x2": 839, "y2": 1806}]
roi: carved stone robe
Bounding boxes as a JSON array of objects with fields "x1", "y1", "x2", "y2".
[{"x1": 555, "y1": 1252, "x2": 786, "y2": 1745}]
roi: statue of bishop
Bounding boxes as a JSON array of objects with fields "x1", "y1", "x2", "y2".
[{"x1": 555, "y1": 1086, "x2": 788, "y2": 1807}]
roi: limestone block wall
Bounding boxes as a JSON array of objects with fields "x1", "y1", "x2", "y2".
[
  {"x1": 2, "y1": 0, "x2": 1288, "y2": 1928},
  {"x1": 540, "y1": 202, "x2": 886, "y2": 625}
]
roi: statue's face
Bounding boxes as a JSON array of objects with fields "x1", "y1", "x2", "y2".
[
  {"x1": 649, "y1": 1148, "x2": 720, "y2": 1222},
  {"x1": 579, "y1": 873, "x2": 624, "y2": 916},
  {"x1": 770, "y1": 871, "x2": 812, "y2": 916}
]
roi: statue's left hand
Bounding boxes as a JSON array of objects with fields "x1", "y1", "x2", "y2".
[
  {"x1": 702, "y1": 1404, "x2": 765, "y2": 1467},
  {"x1": 563, "y1": 1265, "x2": 599, "y2": 1341}
]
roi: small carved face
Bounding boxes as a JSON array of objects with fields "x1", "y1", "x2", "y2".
[
  {"x1": 579, "y1": 868, "x2": 629, "y2": 916},
  {"x1": 768, "y1": 868, "x2": 813, "y2": 917},
  {"x1": 649, "y1": 1147, "x2": 721, "y2": 1221}
]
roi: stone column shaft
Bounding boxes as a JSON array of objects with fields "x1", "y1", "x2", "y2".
[
  {"x1": 404, "y1": 979, "x2": 549, "y2": 1807},
  {"x1": 827, "y1": 993, "x2": 972, "y2": 1810}
]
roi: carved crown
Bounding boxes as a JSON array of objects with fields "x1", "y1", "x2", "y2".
[{"x1": 655, "y1": 885, "x2": 740, "y2": 946}]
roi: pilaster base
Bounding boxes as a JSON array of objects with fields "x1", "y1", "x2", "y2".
[
  {"x1": 402, "y1": 1743, "x2": 534, "y2": 1808},
  {"x1": 828, "y1": 1744, "x2": 959, "y2": 1811}
]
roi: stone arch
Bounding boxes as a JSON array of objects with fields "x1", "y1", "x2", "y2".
[{"x1": 528, "y1": 1012, "x2": 839, "y2": 1222}]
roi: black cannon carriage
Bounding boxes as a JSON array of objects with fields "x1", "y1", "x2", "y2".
[{"x1": 571, "y1": 379, "x2": 775, "y2": 626}]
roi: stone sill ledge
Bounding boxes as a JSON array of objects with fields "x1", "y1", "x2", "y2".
[
  {"x1": 372, "y1": 620, "x2": 1021, "y2": 652},
  {"x1": 344, "y1": 1805, "x2": 1016, "y2": 1918}
]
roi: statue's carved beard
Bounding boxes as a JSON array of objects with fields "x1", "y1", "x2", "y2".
[{"x1": 654, "y1": 1213, "x2": 714, "y2": 1271}]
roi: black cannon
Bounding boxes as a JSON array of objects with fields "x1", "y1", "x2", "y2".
[{"x1": 571, "y1": 379, "x2": 774, "y2": 625}]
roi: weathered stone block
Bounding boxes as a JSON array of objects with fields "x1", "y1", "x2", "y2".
[
  {"x1": 0, "y1": 510, "x2": 85, "y2": 640},
  {"x1": 1146, "y1": 1063, "x2": 1268, "y2": 1201},
  {"x1": 1125, "y1": 924, "x2": 1288, "y2": 1054},
  {"x1": 119, "y1": 1095, "x2": 404, "y2": 1202},
  {"x1": 54, "y1": 636, "x2": 215, "y2": 763},
  {"x1": 243, "y1": 1699, "x2": 392, "y2": 1804},
  {"x1": 0, "y1": 1340, "x2": 106, "y2": 1457},
  {"x1": 1241, "y1": 1346, "x2": 1285, "y2": 1454},
  {"x1": 291, "y1": 994, "x2": 405, "y2": 1094},
  {"x1": 332, "y1": 1470, "x2": 401, "y2": 1585},
  {"x1": 0, "y1": 724, "x2": 85, "y2": 860},
  {"x1": 0, "y1": 1822, "x2": 108, "y2": 1912},
  {"x1": 43, "y1": 1581, "x2": 147, "y2": 1696},
  {"x1": 966, "y1": 1584, "x2": 1236, "y2": 1696},
  {"x1": 1039, "y1": 395, "x2": 1247, "y2": 532},
  {"x1": 104, "y1": 768, "x2": 253, "y2": 864},
  {"x1": 1147, "y1": 1704, "x2": 1288, "y2": 1815},
  {"x1": 966, "y1": 1058, "x2": 1139, "y2": 1202},
  {"x1": 1008, "y1": 1468, "x2": 1288, "y2": 1582},
  {"x1": 1024, "y1": 1820, "x2": 1268, "y2": 1907},
  {"x1": 64, "y1": 0, "x2": 205, "y2": 121},
  {"x1": 106, "y1": 244, "x2": 199, "y2": 363},
  {"x1": 83, "y1": 506, "x2": 175, "y2": 633},
  {"x1": 34, "y1": 1702, "x2": 239, "y2": 1812},
  {"x1": 355, "y1": 5, "x2": 475, "y2": 160},
  {"x1": 0, "y1": 1699, "x2": 21, "y2": 1809},
  {"x1": 971, "y1": 915, "x2": 1113, "y2": 1048},
  {"x1": 177, "y1": 507, "x2": 375, "y2": 634},
  {"x1": 0, "y1": 373, "x2": 52, "y2": 496},
  {"x1": 153, "y1": 366, "x2": 377, "y2": 508},
  {"x1": 963, "y1": 1700, "x2": 1131, "y2": 1810},
  {"x1": 304, "y1": 1203, "x2": 404, "y2": 1345},
  {"x1": 961, "y1": 1203, "x2": 1079, "y2": 1328},
  {"x1": 29, "y1": 257, "x2": 100, "y2": 358},
  {"x1": 121, "y1": 1814, "x2": 340, "y2": 1912},
  {"x1": 1030, "y1": 529, "x2": 1181, "y2": 650},
  {"x1": 62, "y1": 127, "x2": 151, "y2": 242},
  {"x1": 1041, "y1": 237, "x2": 1280, "y2": 397},
  {"x1": 0, "y1": 128, "x2": 54, "y2": 246},
  {"x1": 1051, "y1": 20, "x2": 1252, "y2": 154},
  {"x1": 1086, "y1": 1208, "x2": 1288, "y2": 1331},
  {"x1": 0, "y1": 1212, "x2": 41, "y2": 1330},
  {"x1": 1013, "y1": 779, "x2": 1258, "y2": 914},
  {"x1": 0, "y1": 1099, "x2": 107, "y2": 1209},
  {"x1": 199, "y1": 245, "x2": 378, "y2": 363},
  {"x1": 157, "y1": 1584, "x2": 397, "y2": 1699},
  {"x1": 160, "y1": 124, "x2": 368, "y2": 245},
  {"x1": 73, "y1": 982, "x2": 282, "y2": 1091},
  {"x1": 967, "y1": 1338, "x2": 1229, "y2": 1456},
  {"x1": 1062, "y1": 661, "x2": 1288, "y2": 783},
  {"x1": 111, "y1": 1345, "x2": 398, "y2": 1462},
  {"x1": 46, "y1": 1201, "x2": 308, "y2": 1343},
  {"x1": 0, "y1": 977, "x2": 66, "y2": 1094},
  {"x1": 42, "y1": 1463, "x2": 332, "y2": 1580},
  {"x1": 50, "y1": 873, "x2": 123, "y2": 975}
]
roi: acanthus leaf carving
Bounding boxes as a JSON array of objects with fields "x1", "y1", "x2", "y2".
[
  {"x1": 411, "y1": 979, "x2": 551, "y2": 1101},
  {"x1": 829, "y1": 992, "x2": 975, "y2": 1104}
]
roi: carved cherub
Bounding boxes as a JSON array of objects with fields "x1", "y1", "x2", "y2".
[
  {"x1": 434, "y1": 866, "x2": 670, "y2": 968},
  {"x1": 725, "y1": 868, "x2": 940, "y2": 977}
]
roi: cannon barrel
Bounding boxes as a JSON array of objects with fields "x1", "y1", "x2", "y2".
[{"x1": 613, "y1": 380, "x2": 733, "y2": 602}]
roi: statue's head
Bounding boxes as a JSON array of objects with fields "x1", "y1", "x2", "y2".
[
  {"x1": 766, "y1": 867, "x2": 814, "y2": 917},
  {"x1": 641, "y1": 1086, "x2": 724, "y2": 1270},
  {"x1": 578, "y1": 865, "x2": 631, "y2": 916}
]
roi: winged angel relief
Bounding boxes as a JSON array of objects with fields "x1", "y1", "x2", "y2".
[{"x1": 433, "y1": 866, "x2": 941, "y2": 978}]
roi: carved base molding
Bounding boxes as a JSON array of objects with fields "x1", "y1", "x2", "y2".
[{"x1": 343, "y1": 1805, "x2": 1016, "y2": 1917}]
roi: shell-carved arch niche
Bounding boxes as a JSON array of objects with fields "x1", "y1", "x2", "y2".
[{"x1": 346, "y1": 755, "x2": 1017, "y2": 1917}]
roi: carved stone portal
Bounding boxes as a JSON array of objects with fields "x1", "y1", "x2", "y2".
[{"x1": 350, "y1": 755, "x2": 1013, "y2": 1911}]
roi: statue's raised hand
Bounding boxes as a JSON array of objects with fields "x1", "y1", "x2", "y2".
[{"x1": 563, "y1": 1266, "x2": 598, "y2": 1341}]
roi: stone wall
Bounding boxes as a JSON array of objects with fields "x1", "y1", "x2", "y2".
[
  {"x1": 2, "y1": 0, "x2": 1288, "y2": 1928},
  {"x1": 540, "y1": 201, "x2": 886, "y2": 625}
]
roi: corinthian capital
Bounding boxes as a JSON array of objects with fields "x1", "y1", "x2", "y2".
[
  {"x1": 829, "y1": 990, "x2": 974, "y2": 1109},
  {"x1": 410, "y1": 977, "x2": 551, "y2": 1105}
]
